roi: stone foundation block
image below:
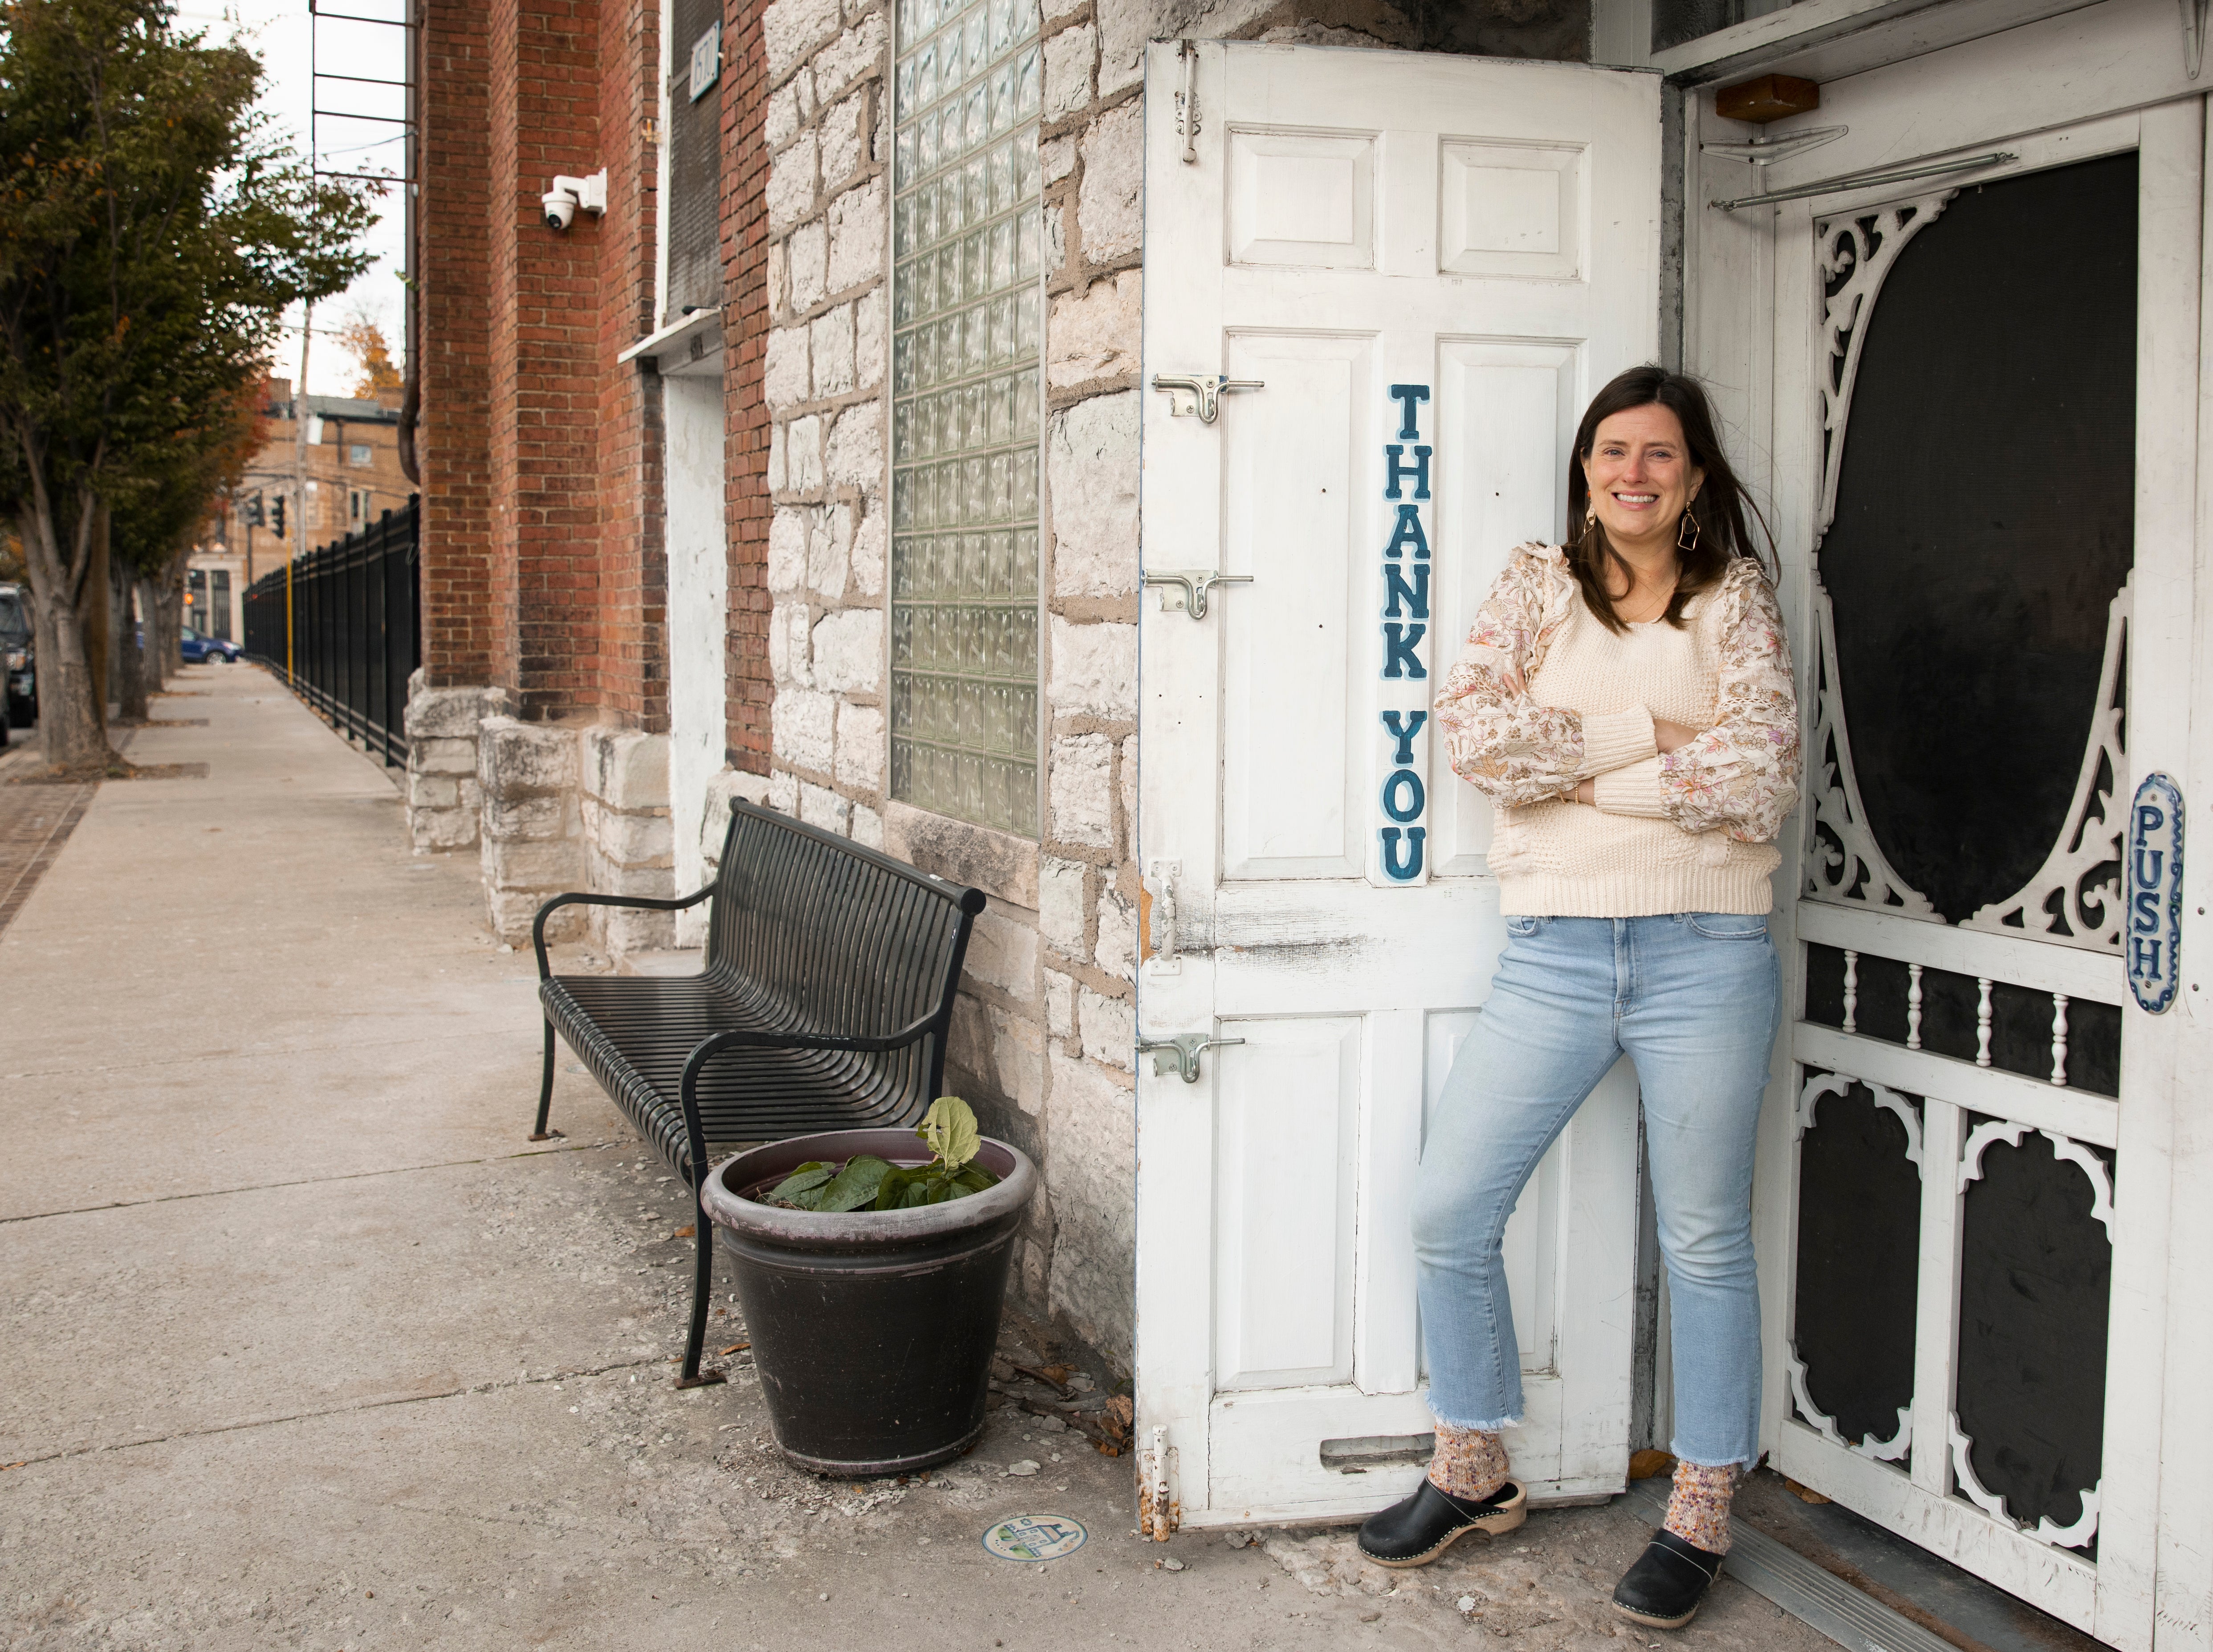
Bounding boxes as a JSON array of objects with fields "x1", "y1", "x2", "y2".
[
  {"x1": 478, "y1": 717, "x2": 577, "y2": 800},
  {"x1": 403, "y1": 679, "x2": 510, "y2": 740},
  {"x1": 481, "y1": 835, "x2": 585, "y2": 893},
  {"x1": 581, "y1": 726, "x2": 671, "y2": 811},
  {"x1": 412, "y1": 736, "x2": 479, "y2": 777}
]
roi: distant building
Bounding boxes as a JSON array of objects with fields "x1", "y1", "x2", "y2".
[{"x1": 187, "y1": 376, "x2": 412, "y2": 641}]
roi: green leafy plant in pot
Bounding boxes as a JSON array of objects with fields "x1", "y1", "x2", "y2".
[
  {"x1": 758, "y1": 1098, "x2": 999, "y2": 1212},
  {"x1": 702, "y1": 1097, "x2": 1037, "y2": 1477}
]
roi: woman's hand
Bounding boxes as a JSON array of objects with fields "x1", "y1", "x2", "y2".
[
  {"x1": 1571, "y1": 778, "x2": 1597, "y2": 806},
  {"x1": 1653, "y1": 717, "x2": 1700, "y2": 754}
]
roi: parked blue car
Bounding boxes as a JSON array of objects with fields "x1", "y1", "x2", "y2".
[{"x1": 181, "y1": 626, "x2": 242, "y2": 664}]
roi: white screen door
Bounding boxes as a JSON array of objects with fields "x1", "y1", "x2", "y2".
[{"x1": 1133, "y1": 40, "x2": 1661, "y2": 1529}]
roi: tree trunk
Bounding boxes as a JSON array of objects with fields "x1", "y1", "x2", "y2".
[
  {"x1": 17, "y1": 498, "x2": 114, "y2": 773},
  {"x1": 117, "y1": 573, "x2": 149, "y2": 724},
  {"x1": 159, "y1": 563, "x2": 183, "y2": 674},
  {"x1": 138, "y1": 577, "x2": 167, "y2": 694},
  {"x1": 86, "y1": 505, "x2": 110, "y2": 727}
]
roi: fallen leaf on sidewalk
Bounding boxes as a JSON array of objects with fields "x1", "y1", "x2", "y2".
[
  {"x1": 1627, "y1": 1449, "x2": 1675, "y2": 1481},
  {"x1": 719, "y1": 1342, "x2": 749, "y2": 1356},
  {"x1": 672, "y1": 1225, "x2": 695, "y2": 1239},
  {"x1": 1783, "y1": 1477, "x2": 1831, "y2": 1505}
]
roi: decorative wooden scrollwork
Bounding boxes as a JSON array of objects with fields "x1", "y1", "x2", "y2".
[
  {"x1": 1817, "y1": 195, "x2": 1959, "y2": 540},
  {"x1": 1803, "y1": 583, "x2": 1943, "y2": 919},
  {"x1": 1962, "y1": 578, "x2": 2130, "y2": 953}
]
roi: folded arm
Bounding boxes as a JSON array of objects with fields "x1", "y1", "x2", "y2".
[
  {"x1": 1591, "y1": 562, "x2": 1802, "y2": 842},
  {"x1": 1434, "y1": 547, "x2": 1658, "y2": 808}
]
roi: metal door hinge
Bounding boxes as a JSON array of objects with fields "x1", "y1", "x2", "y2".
[
  {"x1": 1143, "y1": 568, "x2": 1251, "y2": 618},
  {"x1": 1174, "y1": 40, "x2": 1200, "y2": 164},
  {"x1": 1149, "y1": 373, "x2": 1263, "y2": 424},
  {"x1": 1139, "y1": 1424, "x2": 1180, "y2": 1539},
  {"x1": 1136, "y1": 1030, "x2": 1242, "y2": 1083},
  {"x1": 1144, "y1": 860, "x2": 1180, "y2": 971}
]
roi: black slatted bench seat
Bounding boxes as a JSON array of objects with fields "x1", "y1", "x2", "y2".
[{"x1": 530, "y1": 798, "x2": 986, "y2": 1385}]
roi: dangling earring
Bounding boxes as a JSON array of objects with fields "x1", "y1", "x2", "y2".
[{"x1": 1676, "y1": 509, "x2": 1700, "y2": 553}]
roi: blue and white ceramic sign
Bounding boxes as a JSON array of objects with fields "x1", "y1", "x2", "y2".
[
  {"x1": 2126, "y1": 772, "x2": 2184, "y2": 1014},
  {"x1": 982, "y1": 1514, "x2": 1088, "y2": 1562}
]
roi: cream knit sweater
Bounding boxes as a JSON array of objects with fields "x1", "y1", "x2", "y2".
[{"x1": 1433, "y1": 544, "x2": 1801, "y2": 917}]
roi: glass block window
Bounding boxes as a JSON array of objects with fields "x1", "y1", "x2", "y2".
[{"x1": 889, "y1": 0, "x2": 1043, "y2": 838}]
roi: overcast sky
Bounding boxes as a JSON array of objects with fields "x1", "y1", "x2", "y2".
[{"x1": 177, "y1": 0, "x2": 411, "y2": 398}]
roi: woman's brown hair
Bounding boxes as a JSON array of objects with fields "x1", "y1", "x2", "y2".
[{"x1": 1565, "y1": 366, "x2": 1774, "y2": 634}]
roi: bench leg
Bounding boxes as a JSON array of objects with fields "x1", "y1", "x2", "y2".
[
  {"x1": 529, "y1": 1019, "x2": 562, "y2": 1142},
  {"x1": 673, "y1": 1187, "x2": 726, "y2": 1389}
]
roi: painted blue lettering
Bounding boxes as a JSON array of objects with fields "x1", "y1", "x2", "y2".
[
  {"x1": 2132, "y1": 935, "x2": 2165, "y2": 980},
  {"x1": 1383, "y1": 445, "x2": 1432, "y2": 501},
  {"x1": 1380, "y1": 826, "x2": 1426, "y2": 881},
  {"x1": 1383, "y1": 504, "x2": 1430, "y2": 559},
  {"x1": 1381, "y1": 710, "x2": 1427, "y2": 765},
  {"x1": 2134, "y1": 848, "x2": 2164, "y2": 891},
  {"x1": 1382, "y1": 623, "x2": 1426, "y2": 678},
  {"x1": 2135, "y1": 887, "x2": 2163, "y2": 932},
  {"x1": 1381, "y1": 767, "x2": 1426, "y2": 823},
  {"x1": 1387, "y1": 384, "x2": 1431, "y2": 441},
  {"x1": 2137, "y1": 803, "x2": 2166, "y2": 834},
  {"x1": 1383, "y1": 561, "x2": 1430, "y2": 619}
]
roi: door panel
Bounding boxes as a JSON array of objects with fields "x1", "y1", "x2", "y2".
[
  {"x1": 1428, "y1": 340, "x2": 1580, "y2": 875},
  {"x1": 1220, "y1": 331, "x2": 1371, "y2": 881},
  {"x1": 1212, "y1": 1016, "x2": 1361, "y2": 1391},
  {"x1": 1136, "y1": 38, "x2": 1660, "y2": 1529}
]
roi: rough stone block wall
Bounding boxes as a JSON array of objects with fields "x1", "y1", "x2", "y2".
[
  {"x1": 579, "y1": 726, "x2": 678, "y2": 952},
  {"x1": 478, "y1": 716, "x2": 588, "y2": 941},
  {"x1": 404, "y1": 674, "x2": 509, "y2": 850}
]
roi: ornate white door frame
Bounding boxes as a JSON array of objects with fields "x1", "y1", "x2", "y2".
[{"x1": 1685, "y1": 8, "x2": 2213, "y2": 1641}]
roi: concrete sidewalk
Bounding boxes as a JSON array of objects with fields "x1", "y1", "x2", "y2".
[{"x1": 0, "y1": 667, "x2": 1827, "y2": 1652}]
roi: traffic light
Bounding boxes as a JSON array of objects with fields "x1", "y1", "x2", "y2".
[
  {"x1": 271, "y1": 496, "x2": 286, "y2": 539},
  {"x1": 243, "y1": 494, "x2": 265, "y2": 526}
]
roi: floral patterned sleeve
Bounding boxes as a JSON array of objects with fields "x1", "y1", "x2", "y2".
[
  {"x1": 1433, "y1": 545, "x2": 1593, "y2": 808},
  {"x1": 1657, "y1": 561, "x2": 1801, "y2": 842}
]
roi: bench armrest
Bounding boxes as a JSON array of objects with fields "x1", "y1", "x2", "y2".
[
  {"x1": 533, "y1": 886, "x2": 715, "y2": 977},
  {"x1": 675, "y1": 1014, "x2": 945, "y2": 1188}
]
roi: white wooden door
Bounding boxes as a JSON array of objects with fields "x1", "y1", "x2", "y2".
[
  {"x1": 1133, "y1": 40, "x2": 1661, "y2": 1530},
  {"x1": 1684, "y1": 25, "x2": 2209, "y2": 1643}
]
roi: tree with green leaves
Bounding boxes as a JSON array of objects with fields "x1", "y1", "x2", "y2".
[{"x1": 0, "y1": 0, "x2": 374, "y2": 770}]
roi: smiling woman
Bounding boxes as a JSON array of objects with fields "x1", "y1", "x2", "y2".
[{"x1": 1367, "y1": 366, "x2": 1801, "y2": 1633}]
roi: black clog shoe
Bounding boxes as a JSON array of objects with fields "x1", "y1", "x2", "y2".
[
  {"x1": 1610, "y1": 1528, "x2": 1725, "y2": 1628},
  {"x1": 1357, "y1": 1478, "x2": 1527, "y2": 1567}
]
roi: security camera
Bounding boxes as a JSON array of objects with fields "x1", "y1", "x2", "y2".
[{"x1": 542, "y1": 169, "x2": 608, "y2": 232}]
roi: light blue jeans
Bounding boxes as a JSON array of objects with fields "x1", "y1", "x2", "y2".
[{"x1": 1413, "y1": 913, "x2": 1781, "y2": 1468}]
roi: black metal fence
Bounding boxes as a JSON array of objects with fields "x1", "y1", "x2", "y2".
[{"x1": 244, "y1": 496, "x2": 419, "y2": 768}]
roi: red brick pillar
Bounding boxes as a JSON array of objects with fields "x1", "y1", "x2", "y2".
[{"x1": 721, "y1": 0, "x2": 772, "y2": 773}]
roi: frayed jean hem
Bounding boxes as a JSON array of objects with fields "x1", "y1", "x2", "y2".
[
  {"x1": 1430, "y1": 1407, "x2": 1521, "y2": 1434},
  {"x1": 1668, "y1": 1444, "x2": 1758, "y2": 1470}
]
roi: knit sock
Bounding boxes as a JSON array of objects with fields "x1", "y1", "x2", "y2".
[
  {"x1": 1427, "y1": 1424, "x2": 1510, "y2": 1502},
  {"x1": 1663, "y1": 1458, "x2": 1737, "y2": 1555}
]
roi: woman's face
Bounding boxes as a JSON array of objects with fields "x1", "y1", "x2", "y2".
[{"x1": 1581, "y1": 403, "x2": 1705, "y2": 555}]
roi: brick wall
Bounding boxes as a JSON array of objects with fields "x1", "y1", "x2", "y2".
[
  {"x1": 420, "y1": 0, "x2": 496, "y2": 687},
  {"x1": 721, "y1": 0, "x2": 776, "y2": 773}
]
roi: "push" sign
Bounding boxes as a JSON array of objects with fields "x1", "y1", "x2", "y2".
[{"x1": 2125, "y1": 773, "x2": 2185, "y2": 1015}]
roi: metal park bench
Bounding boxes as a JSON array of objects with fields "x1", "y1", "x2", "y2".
[{"x1": 530, "y1": 798, "x2": 987, "y2": 1386}]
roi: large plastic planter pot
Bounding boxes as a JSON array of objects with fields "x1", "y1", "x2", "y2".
[{"x1": 700, "y1": 1127, "x2": 1037, "y2": 1477}]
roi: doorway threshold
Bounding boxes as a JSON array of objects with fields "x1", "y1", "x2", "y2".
[{"x1": 1622, "y1": 1471, "x2": 2103, "y2": 1652}]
